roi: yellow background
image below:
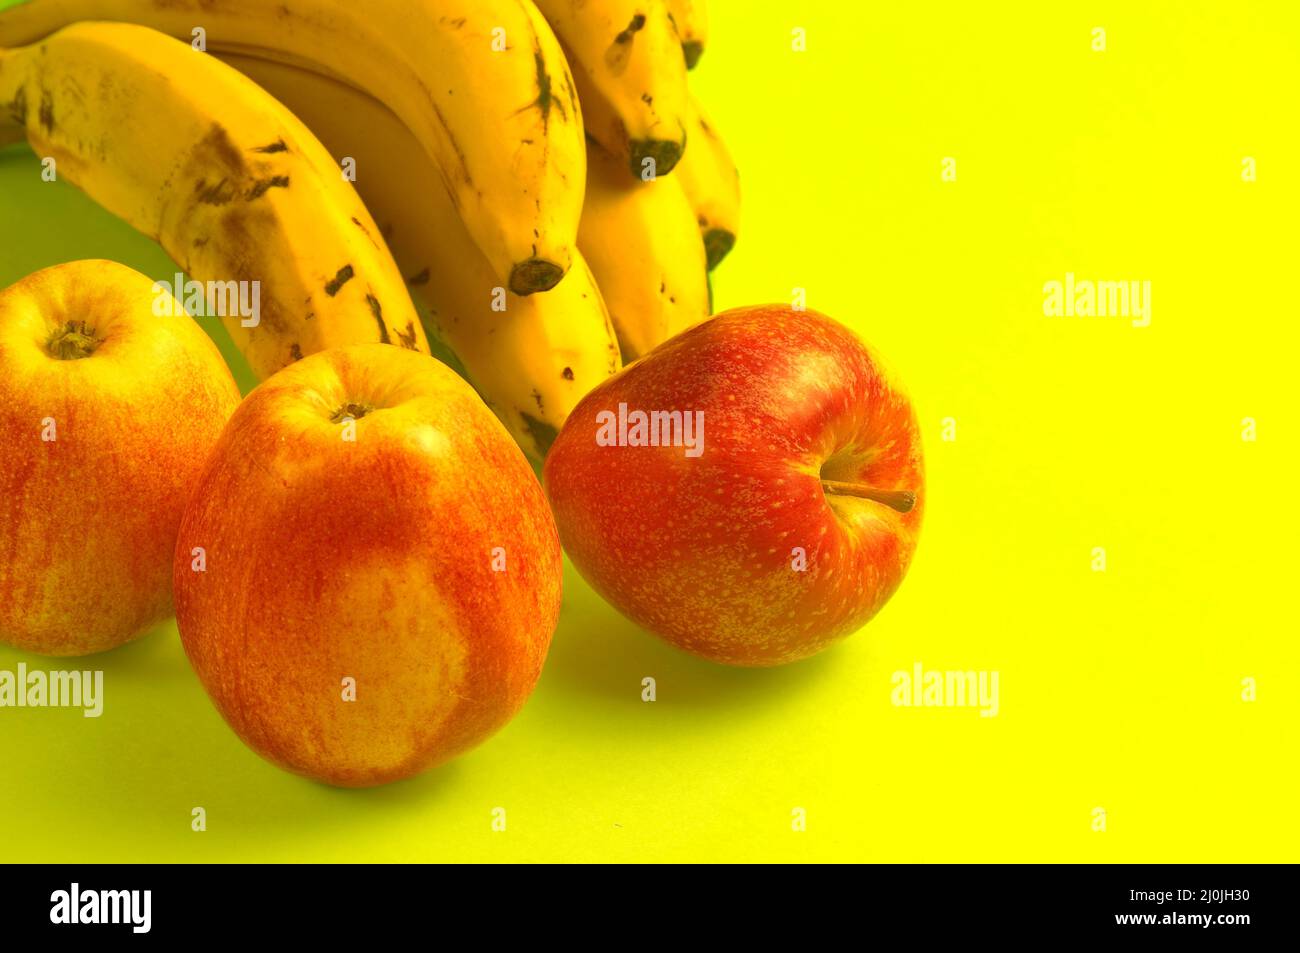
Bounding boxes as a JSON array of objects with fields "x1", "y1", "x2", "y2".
[{"x1": 1, "y1": 1, "x2": 1297, "y2": 861}]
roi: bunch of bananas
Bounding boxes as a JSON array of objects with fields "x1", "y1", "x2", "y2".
[{"x1": 0, "y1": 0, "x2": 741, "y2": 461}]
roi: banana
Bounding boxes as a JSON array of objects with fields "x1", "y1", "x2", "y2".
[
  {"x1": 665, "y1": 0, "x2": 708, "y2": 69},
  {"x1": 533, "y1": 0, "x2": 689, "y2": 178},
  {"x1": 0, "y1": 0, "x2": 584, "y2": 296},
  {"x1": 676, "y1": 94, "x2": 740, "y2": 270},
  {"x1": 0, "y1": 22, "x2": 427, "y2": 380},
  {"x1": 579, "y1": 142, "x2": 708, "y2": 361},
  {"x1": 217, "y1": 52, "x2": 621, "y2": 462}
]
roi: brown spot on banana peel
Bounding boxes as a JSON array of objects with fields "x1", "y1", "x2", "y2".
[
  {"x1": 407, "y1": 267, "x2": 430, "y2": 287},
  {"x1": 199, "y1": 124, "x2": 246, "y2": 175},
  {"x1": 324, "y1": 265, "x2": 354, "y2": 296},
  {"x1": 350, "y1": 216, "x2": 381, "y2": 248},
  {"x1": 535, "y1": 49, "x2": 555, "y2": 124},
  {"x1": 366, "y1": 294, "x2": 390, "y2": 344},
  {"x1": 178, "y1": 202, "x2": 291, "y2": 340},
  {"x1": 290, "y1": 342, "x2": 303, "y2": 361},
  {"x1": 518, "y1": 47, "x2": 563, "y2": 130},
  {"x1": 195, "y1": 177, "x2": 237, "y2": 205},
  {"x1": 246, "y1": 175, "x2": 289, "y2": 200},
  {"x1": 191, "y1": 125, "x2": 273, "y2": 204},
  {"x1": 396, "y1": 321, "x2": 419, "y2": 350},
  {"x1": 7, "y1": 86, "x2": 27, "y2": 126},
  {"x1": 561, "y1": 367, "x2": 574, "y2": 381},
  {"x1": 38, "y1": 88, "x2": 53, "y2": 132},
  {"x1": 615, "y1": 14, "x2": 647, "y2": 45},
  {"x1": 564, "y1": 65, "x2": 579, "y2": 122},
  {"x1": 605, "y1": 13, "x2": 647, "y2": 74},
  {"x1": 251, "y1": 139, "x2": 288, "y2": 153}
]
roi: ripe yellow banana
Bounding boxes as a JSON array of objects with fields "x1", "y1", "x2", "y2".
[
  {"x1": 676, "y1": 95, "x2": 741, "y2": 270},
  {"x1": 533, "y1": 0, "x2": 689, "y2": 178},
  {"x1": 0, "y1": 22, "x2": 426, "y2": 380},
  {"x1": 0, "y1": 0, "x2": 584, "y2": 295},
  {"x1": 665, "y1": 0, "x2": 708, "y2": 68},
  {"x1": 579, "y1": 142, "x2": 709, "y2": 361},
  {"x1": 218, "y1": 53, "x2": 621, "y2": 462}
]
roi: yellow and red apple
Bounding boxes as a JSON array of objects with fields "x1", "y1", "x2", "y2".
[
  {"x1": 544, "y1": 305, "x2": 924, "y2": 666},
  {"x1": 173, "y1": 343, "x2": 562, "y2": 786},
  {"x1": 0, "y1": 260, "x2": 240, "y2": 656}
]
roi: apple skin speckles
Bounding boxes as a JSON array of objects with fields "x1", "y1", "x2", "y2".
[{"x1": 544, "y1": 305, "x2": 924, "y2": 667}]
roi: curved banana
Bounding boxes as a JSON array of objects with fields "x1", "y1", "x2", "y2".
[
  {"x1": 533, "y1": 0, "x2": 688, "y2": 179},
  {"x1": 676, "y1": 95, "x2": 740, "y2": 270},
  {"x1": 579, "y1": 142, "x2": 709, "y2": 361},
  {"x1": 219, "y1": 53, "x2": 621, "y2": 462},
  {"x1": 0, "y1": 22, "x2": 426, "y2": 380},
  {"x1": 665, "y1": 0, "x2": 708, "y2": 69},
  {"x1": 0, "y1": 0, "x2": 584, "y2": 295}
]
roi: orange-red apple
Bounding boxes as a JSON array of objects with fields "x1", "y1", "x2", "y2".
[
  {"x1": 173, "y1": 344, "x2": 562, "y2": 786},
  {"x1": 0, "y1": 260, "x2": 240, "y2": 656},
  {"x1": 544, "y1": 305, "x2": 924, "y2": 666}
]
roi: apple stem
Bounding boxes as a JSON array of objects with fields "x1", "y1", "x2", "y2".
[
  {"x1": 47, "y1": 321, "x2": 99, "y2": 360},
  {"x1": 821, "y1": 480, "x2": 917, "y2": 513},
  {"x1": 330, "y1": 401, "x2": 373, "y2": 423}
]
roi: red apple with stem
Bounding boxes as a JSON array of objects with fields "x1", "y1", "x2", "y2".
[
  {"x1": 543, "y1": 305, "x2": 924, "y2": 666},
  {"x1": 174, "y1": 343, "x2": 562, "y2": 786}
]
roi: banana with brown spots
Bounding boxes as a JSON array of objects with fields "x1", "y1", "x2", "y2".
[
  {"x1": 0, "y1": 0, "x2": 585, "y2": 296},
  {"x1": 665, "y1": 0, "x2": 708, "y2": 69},
  {"x1": 0, "y1": 21, "x2": 427, "y2": 380},
  {"x1": 533, "y1": 0, "x2": 690, "y2": 179},
  {"x1": 578, "y1": 141, "x2": 709, "y2": 362},
  {"x1": 676, "y1": 94, "x2": 741, "y2": 270},
  {"x1": 218, "y1": 52, "x2": 623, "y2": 463}
]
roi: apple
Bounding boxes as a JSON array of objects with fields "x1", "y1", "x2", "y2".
[
  {"x1": 173, "y1": 343, "x2": 562, "y2": 786},
  {"x1": 543, "y1": 305, "x2": 924, "y2": 666},
  {"x1": 0, "y1": 260, "x2": 240, "y2": 656}
]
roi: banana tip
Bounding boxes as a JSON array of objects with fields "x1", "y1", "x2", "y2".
[
  {"x1": 629, "y1": 138, "x2": 684, "y2": 178},
  {"x1": 510, "y1": 258, "x2": 565, "y2": 295},
  {"x1": 704, "y1": 229, "x2": 736, "y2": 271}
]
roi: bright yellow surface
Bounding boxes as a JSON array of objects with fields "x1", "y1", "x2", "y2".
[{"x1": 1, "y1": 1, "x2": 1296, "y2": 862}]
